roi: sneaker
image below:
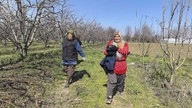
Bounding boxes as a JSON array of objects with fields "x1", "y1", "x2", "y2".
[
  {"x1": 69, "y1": 78, "x2": 73, "y2": 84},
  {"x1": 106, "y1": 96, "x2": 112, "y2": 104}
]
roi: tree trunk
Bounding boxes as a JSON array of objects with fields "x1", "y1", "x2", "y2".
[
  {"x1": 87, "y1": 40, "x2": 90, "y2": 43},
  {"x1": 19, "y1": 45, "x2": 28, "y2": 59},
  {"x1": 2, "y1": 39, "x2": 7, "y2": 46},
  {"x1": 170, "y1": 71, "x2": 175, "y2": 86},
  {"x1": 44, "y1": 40, "x2": 49, "y2": 48}
]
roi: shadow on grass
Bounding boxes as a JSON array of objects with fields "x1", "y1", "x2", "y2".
[
  {"x1": 70, "y1": 70, "x2": 91, "y2": 84},
  {"x1": 103, "y1": 83, "x2": 107, "y2": 87},
  {"x1": 0, "y1": 57, "x2": 23, "y2": 71},
  {"x1": 77, "y1": 60, "x2": 83, "y2": 65}
]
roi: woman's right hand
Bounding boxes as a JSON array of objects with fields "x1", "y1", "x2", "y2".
[{"x1": 118, "y1": 43, "x2": 124, "y2": 49}]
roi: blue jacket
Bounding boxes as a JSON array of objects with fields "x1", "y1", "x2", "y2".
[
  {"x1": 100, "y1": 55, "x2": 116, "y2": 74},
  {"x1": 100, "y1": 46, "x2": 117, "y2": 74}
]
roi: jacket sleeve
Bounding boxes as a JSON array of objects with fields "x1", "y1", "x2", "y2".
[
  {"x1": 75, "y1": 42, "x2": 85, "y2": 57},
  {"x1": 117, "y1": 42, "x2": 129, "y2": 55},
  {"x1": 103, "y1": 40, "x2": 113, "y2": 55}
]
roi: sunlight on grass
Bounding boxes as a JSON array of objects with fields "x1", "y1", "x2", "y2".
[{"x1": 1, "y1": 42, "x2": 192, "y2": 108}]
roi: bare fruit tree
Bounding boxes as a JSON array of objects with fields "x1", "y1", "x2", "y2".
[
  {"x1": 105, "y1": 26, "x2": 117, "y2": 40},
  {"x1": 83, "y1": 20, "x2": 101, "y2": 43},
  {"x1": 37, "y1": 11, "x2": 57, "y2": 47},
  {"x1": 57, "y1": 2, "x2": 75, "y2": 40},
  {"x1": 0, "y1": 0, "x2": 59, "y2": 58},
  {"x1": 135, "y1": 16, "x2": 153, "y2": 65},
  {"x1": 0, "y1": 23, "x2": 10, "y2": 46},
  {"x1": 70, "y1": 18, "x2": 104, "y2": 43},
  {"x1": 140, "y1": 23, "x2": 152, "y2": 58},
  {"x1": 160, "y1": 0, "x2": 192, "y2": 86},
  {"x1": 125, "y1": 26, "x2": 132, "y2": 41}
]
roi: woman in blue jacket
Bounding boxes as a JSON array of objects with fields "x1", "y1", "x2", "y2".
[{"x1": 62, "y1": 29, "x2": 86, "y2": 88}]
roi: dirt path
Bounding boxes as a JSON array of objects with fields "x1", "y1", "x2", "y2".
[
  {"x1": 42, "y1": 82, "x2": 133, "y2": 108},
  {"x1": 42, "y1": 80, "x2": 86, "y2": 108}
]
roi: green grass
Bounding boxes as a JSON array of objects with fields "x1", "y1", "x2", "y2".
[
  {"x1": 41, "y1": 44, "x2": 164, "y2": 108},
  {"x1": 126, "y1": 65, "x2": 163, "y2": 108},
  {"x1": 1, "y1": 42, "x2": 192, "y2": 108}
]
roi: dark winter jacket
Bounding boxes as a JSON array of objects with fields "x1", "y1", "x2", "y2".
[
  {"x1": 62, "y1": 38, "x2": 85, "y2": 65},
  {"x1": 100, "y1": 45, "x2": 118, "y2": 74}
]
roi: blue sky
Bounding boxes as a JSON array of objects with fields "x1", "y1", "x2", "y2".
[
  {"x1": 68, "y1": 0, "x2": 165, "y2": 35},
  {"x1": 69, "y1": 0, "x2": 164, "y2": 35}
]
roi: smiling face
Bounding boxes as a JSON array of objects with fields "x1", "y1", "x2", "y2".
[{"x1": 114, "y1": 34, "x2": 121, "y2": 43}]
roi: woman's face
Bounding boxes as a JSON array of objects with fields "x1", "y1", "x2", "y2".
[
  {"x1": 67, "y1": 33, "x2": 73, "y2": 40},
  {"x1": 114, "y1": 34, "x2": 120, "y2": 43}
]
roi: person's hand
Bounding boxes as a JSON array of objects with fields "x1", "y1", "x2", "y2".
[
  {"x1": 118, "y1": 43, "x2": 124, "y2": 48},
  {"x1": 82, "y1": 57, "x2": 86, "y2": 62}
]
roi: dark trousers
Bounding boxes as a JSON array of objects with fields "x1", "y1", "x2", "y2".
[
  {"x1": 107, "y1": 72, "x2": 126, "y2": 97},
  {"x1": 63, "y1": 65, "x2": 75, "y2": 84}
]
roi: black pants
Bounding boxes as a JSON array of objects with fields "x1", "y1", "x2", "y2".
[{"x1": 107, "y1": 72, "x2": 126, "y2": 97}]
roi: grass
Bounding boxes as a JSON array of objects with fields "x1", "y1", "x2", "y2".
[
  {"x1": 1, "y1": 42, "x2": 192, "y2": 108},
  {"x1": 41, "y1": 43, "x2": 164, "y2": 108},
  {"x1": 129, "y1": 42, "x2": 192, "y2": 58}
]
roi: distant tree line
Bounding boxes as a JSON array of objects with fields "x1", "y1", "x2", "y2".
[
  {"x1": 0, "y1": 0, "x2": 161, "y2": 58},
  {"x1": 124, "y1": 24, "x2": 159, "y2": 43}
]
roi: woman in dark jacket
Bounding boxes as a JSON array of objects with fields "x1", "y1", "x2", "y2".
[{"x1": 62, "y1": 29, "x2": 86, "y2": 88}]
